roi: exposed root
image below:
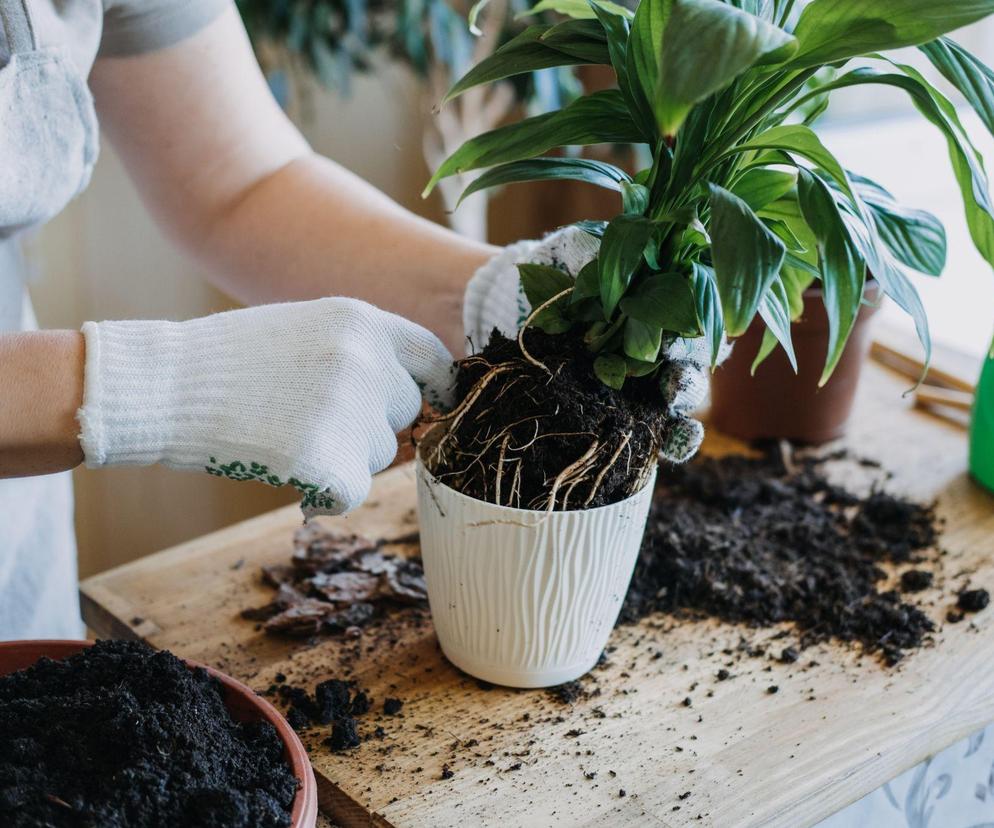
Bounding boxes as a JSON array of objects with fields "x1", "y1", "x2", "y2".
[
  {"x1": 419, "y1": 330, "x2": 669, "y2": 511},
  {"x1": 517, "y1": 288, "x2": 573, "y2": 374}
]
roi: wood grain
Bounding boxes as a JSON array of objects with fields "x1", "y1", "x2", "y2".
[{"x1": 81, "y1": 361, "x2": 994, "y2": 828}]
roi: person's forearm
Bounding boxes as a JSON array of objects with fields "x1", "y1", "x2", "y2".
[
  {"x1": 195, "y1": 153, "x2": 496, "y2": 355},
  {"x1": 0, "y1": 331, "x2": 85, "y2": 477}
]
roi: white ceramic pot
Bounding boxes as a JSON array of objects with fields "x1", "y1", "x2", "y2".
[{"x1": 415, "y1": 455, "x2": 657, "y2": 688}]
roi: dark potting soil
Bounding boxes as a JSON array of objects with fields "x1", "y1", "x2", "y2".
[
  {"x1": 424, "y1": 329, "x2": 670, "y2": 510},
  {"x1": 620, "y1": 447, "x2": 946, "y2": 665},
  {"x1": 0, "y1": 640, "x2": 297, "y2": 828},
  {"x1": 274, "y1": 679, "x2": 382, "y2": 753}
]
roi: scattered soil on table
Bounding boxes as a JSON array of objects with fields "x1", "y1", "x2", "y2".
[
  {"x1": 243, "y1": 523, "x2": 427, "y2": 637},
  {"x1": 0, "y1": 640, "x2": 297, "y2": 828},
  {"x1": 421, "y1": 329, "x2": 670, "y2": 510},
  {"x1": 620, "y1": 446, "x2": 947, "y2": 665}
]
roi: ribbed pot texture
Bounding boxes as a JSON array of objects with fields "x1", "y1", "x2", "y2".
[{"x1": 416, "y1": 456, "x2": 656, "y2": 688}]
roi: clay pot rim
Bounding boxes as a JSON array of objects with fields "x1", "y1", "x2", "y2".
[{"x1": 0, "y1": 639, "x2": 318, "y2": 828}]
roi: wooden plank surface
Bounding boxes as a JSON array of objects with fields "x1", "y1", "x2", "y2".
[{"x1": 81, "y1": 359, "x2": 994, "y2": 828}]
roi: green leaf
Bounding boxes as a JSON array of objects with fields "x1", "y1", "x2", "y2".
[
  {"x1": 443, "y1": 25, "x2": 607, "y2": 104},
  {"x1": 797, "y1": 169, "x2": 865, "y2": 385},
  {"x1": 540, "y1": 19, "x2": 613, "y2": 62},
  {"x1": 424, "y1": 90, "x2": 644, "y2": 196},
  {"x1": 655, "y1": 0, "x2": 797, "y2": 136},
  {"x1": 458, "y1": 158, "x2": 632, "y2": 205},
  {"x1": 468, "y1": 0, "x2": 494, "y2": 35},
  {"x1": 572, "y1": 259, "x2": 601, "y2": 302},
  {"x1": 623, "y1": 317, "x2": 664, "y2": 361},
  {"x1": 621, "y1": 182, "x2": 650, "y2": 215},
  {"x1": 626, "y1": 357, "x2": 660, "y2": 377},
  {"x1": 599, "y1": 215, "x2": 654, "y2": 318},
  {"x1": 790, "y1": 0, "x2": 994, "y2": 69},
  {"x1": 850, "y1": 174, "x2": 947, "y2": 276},
  {"x1": 725, "y1": 124, "x2": 851, "y2": 198},
  {"x1": 730, "y1": 168, "x2": 797, "y2": 211},
  {"x1": 619, "y1": 272, "x2": 701, "y2": 336},
  {"x1": 751, "y1": 328, "x2": 780, "y2": 374},
  {"x1": 757, "y1": 274, "x2": 798, "y2": 372},
  {"x1": 690, "y1": 262, "x2": 725, "y2": 368},
  {"x1": 519, "y1": 0, "x2": 634, "y2": 20},
  {"x1": 518, "y1": 263, "x2": 575, "y2": 307},
  {"x1": 626, "y1": 0, "x2": 672, "y2": 132},
  {"x1": 708, "y1": 183, "x2": 787, "y2": 337},
  {"x1": 921, "y1": 38, "x2": 994, "y2": 137},
  {"x1": 795, "y1": 65, "x2": 994, "y2": 267},
  {"x1": 594, "y1": 353, "x2": 628, "y2": 389}
]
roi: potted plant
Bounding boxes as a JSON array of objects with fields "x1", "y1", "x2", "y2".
[{"x1": 415, "y1": 0, "x2": 994, "y2": 687}]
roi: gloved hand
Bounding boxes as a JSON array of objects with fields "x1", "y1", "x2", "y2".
[
  {"x1": 463, "y1": 226, "x2": 731, "y2": 463},
  {"x1": 77, "y1": 298, "x2": 454, "y2": 517}
]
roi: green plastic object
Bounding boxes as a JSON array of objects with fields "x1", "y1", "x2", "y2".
[{"x1": 970, "y1": 346, "x2": 994, "y2": 494}]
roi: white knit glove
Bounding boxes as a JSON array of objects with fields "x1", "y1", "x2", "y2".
[
  {"x1": 463, "y1": 226, "x2": 731, "y2": 463},
  {"x1": 77, "y1": 298, "x2": 454, "y2": 517}
]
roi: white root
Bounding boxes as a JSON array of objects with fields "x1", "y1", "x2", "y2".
[
  {"x1": 517, "y1": 288, "x2": 573, "y2": 374},
  {"x1": 584, "y1": 432, "x2": 632, "y2": 508}
]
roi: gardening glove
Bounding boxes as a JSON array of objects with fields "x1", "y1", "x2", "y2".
[
  {"x1": 463, "y1": 225, "x2": 731, "y2": 464},
  {"x1": 77, "y1": 298, "x2": 454, "y2": 517}
]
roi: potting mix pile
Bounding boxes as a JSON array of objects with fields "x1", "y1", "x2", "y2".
[
  {"x1": 243, "y1": 522, "x2": 427, "y2": 636},
  {"x1": 621, "y1": 446, "x2": 950, "y2": 665},
  {"x1": 0, "y1": 640, "x2": 297, "y2": 828}
]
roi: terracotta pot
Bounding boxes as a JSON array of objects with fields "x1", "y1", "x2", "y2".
[
  {"x1": 0, "y1": 640, "x2": 318, "y2": 828},
  {"x1": 709, "y1": 281, "x2": 882, "y2": 444}
]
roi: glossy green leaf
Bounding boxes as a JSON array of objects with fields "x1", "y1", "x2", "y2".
[
  {"x1": 458, "y1": 158, "x2": 632, "y2": 205},
  {"x1": 594, "y1": 353, "x2": 628, "y2": 388},
  {"x1": 619, "y1": 272, "x2": 701, "y2": 336},
  {"x1": 519, "y1": 0, "x2": 634, "y2": 20},
  {"x1": 724, "y1": 124, "x2": 851, "y2": 198},
  {"x1": 626, "y1": 0, "x2": 672, "y2": 131},
  {"x1": 655, "y1": 0, "x2": 797, "y2": 136},
  {"x1": 621, "y1": 182, "x2": 651, "y2": 215},
  {"x1": 921, "y1": 38, "x2": 994, "y2": 136},
  {"x1": 750, "y1": 328, "x2": 780, "y2": 374},
  {"x1": 443, "y1": 24, "x2": 608, "y2": 104},
  {"x1": 797, "y1": 169, "x2": 865, "y2": 385},
  {"x1": 794, "y1": 65, "x2": 994, "y2": 266},
  {"x1": 599, "y1": 215, "x2": 654, "y2": 317},
  {"x1": 851, "y1": 174, "x2": 947, "y2": 276},
  {"x1": 424, "y1": 90, "x2": 644, "y2": 196},
  {"x1": 757, "y1": 273, "x2": 798, "y2": 371},
  {"x1": 690, "y1": 262, "x2": 725, "y2": 368},
  {"x1": 572, "y1": 259, "x2": 601, "y2": 302},
  {"x1": 518, "y1": 263, "x2": 575, "y2": 307},
  {"x1": 790, "y1": 0, "x2": 994, "y2": 69},
  {"x1": 708, "y1": 183, "x2": 787, "y2": 337},
  {"x1": 730, "y1": 168, "x2": 797, "y2": 211},
  {"x1": 540, "y1": 19, "x2": 613, "y2": 62},
  {"x1": 623, "y1": 317, "x2": 663, "y2": 361}
]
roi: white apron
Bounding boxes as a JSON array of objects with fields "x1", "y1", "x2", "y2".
[{"x1": 0, "y1": 0, "x2": 99, "y2": 639}]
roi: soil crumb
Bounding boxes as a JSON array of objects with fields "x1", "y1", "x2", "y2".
[
  {"x1": 243, "y1": 523, "x2": 426, "y2": 637},
  {"x1": 423, "y1": 330, "x2": 670, "y2": 510},
  {"x1": 0, "y1": 640, "x2": 297, "y2": 828},
  {"x1": 958, "y1": 588, "x2": 990, "y2": 613},
  {"x1": 620, "y1": 447, "x2": 945, "y2": 665}
]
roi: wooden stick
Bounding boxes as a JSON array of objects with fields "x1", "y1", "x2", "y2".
[
  {"x1": 870, "y1": 341, "x2": 976, "y2": 393},
  {"x1": 914, "y1": 386, "x2": 974, "y2": 413}
]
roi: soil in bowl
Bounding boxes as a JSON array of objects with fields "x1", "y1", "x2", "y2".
[
  {"x1": 422, "y1": 329, "x2": 670, "y2": 510},
  {"x1": 0, "y1": 640, "x2": 298, "y2": 828}
]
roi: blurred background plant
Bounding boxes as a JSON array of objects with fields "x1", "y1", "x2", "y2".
[{"x1": 236, "y1": 0, "x2": 594, "y2": 238}]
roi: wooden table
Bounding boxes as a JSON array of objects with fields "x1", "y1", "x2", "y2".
[{"x1": 81, "y1": 360, "x2": 994, "y2": 828}]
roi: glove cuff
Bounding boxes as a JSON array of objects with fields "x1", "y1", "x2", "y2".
[{"x1": 77, "y1": 318, "x2": 230, "y2": 470}]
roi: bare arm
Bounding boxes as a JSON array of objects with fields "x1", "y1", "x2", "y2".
[
  {"x1": 0, "y1": 332, "x2": 84, "y2": 477},
  {"x1": 88, "y1": 6, "x2": 496, "y2": 355}
]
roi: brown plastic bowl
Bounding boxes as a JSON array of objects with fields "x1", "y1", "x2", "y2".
[{"x1": 0, "y1": 640, "x2": 318, "y2": 828}]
